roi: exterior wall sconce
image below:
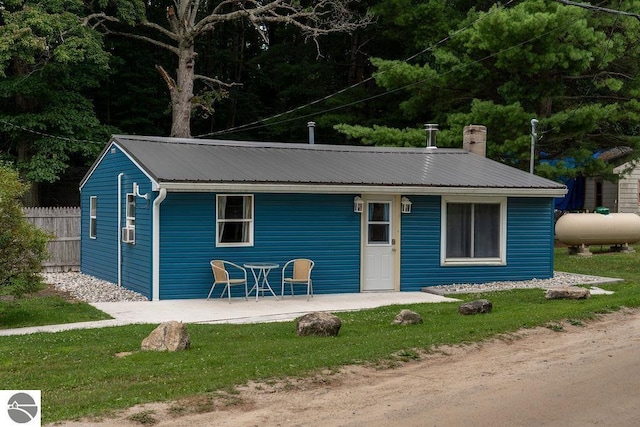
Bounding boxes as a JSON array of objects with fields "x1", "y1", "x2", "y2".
[
  {"x1": 401, "y1": 197, "x2": 412, "y2": 214},
  {"x1": 354, "y1": 196, "x2": 364, "y2": 213}
]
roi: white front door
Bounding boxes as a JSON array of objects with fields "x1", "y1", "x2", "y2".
[{"x1": 362, "y1": 197, "x2": 395, "y2": 291}]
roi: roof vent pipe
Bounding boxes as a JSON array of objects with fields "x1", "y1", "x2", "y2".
[
  {"x1": 425, "y1": 124, "x2": 438, "y2": 148},
  {"x1": 307, "y1": 121, "x2": 316, "y2": 145}
]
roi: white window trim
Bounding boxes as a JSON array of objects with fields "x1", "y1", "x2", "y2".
[
  {"x1": 89, "y1": 196, "x2": 97, "y2": 239},
  {"x1": 216, "y1": 194, "x2": 254, "y2": 247},
  {"x1": 440, "y1": 196, "x2": 507, "y2": 266},
  {"x1": 125, "y1": 193, "x2": 136, "y2": 229}
]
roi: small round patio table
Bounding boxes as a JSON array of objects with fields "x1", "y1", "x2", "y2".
[{"x1": 243, "y1": 263, "x2": 280, "y2": 301}]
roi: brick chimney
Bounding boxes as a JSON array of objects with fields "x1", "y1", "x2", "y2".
[{"x1": 463, "y1": 125, "x2": 487, "y2": 157}]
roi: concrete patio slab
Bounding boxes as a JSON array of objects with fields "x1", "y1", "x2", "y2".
[{"x1": 0, "y1": 292, "x2": 460, "y2": 336}]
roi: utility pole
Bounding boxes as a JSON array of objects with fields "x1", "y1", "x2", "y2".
[{"x1": 530, "y1": 119, "x2": 538, "y2": 175}]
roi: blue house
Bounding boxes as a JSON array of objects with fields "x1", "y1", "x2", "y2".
[{"x1": 79, "y1": 135, "x2": 566, "y2": 300}]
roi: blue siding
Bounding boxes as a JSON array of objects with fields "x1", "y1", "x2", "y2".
[
  {"x1": 159, "y1": 193, "x2": 361, "y2": 299},
  {"x1": 400, "y1": 196, "x2": 555, "y2": 290},
  {"x1": 83, "y1": 149, "x2": 556, "y2": 301},
  {"x1": 80, "y1": 145, "x2": 153, "y2": 298}
]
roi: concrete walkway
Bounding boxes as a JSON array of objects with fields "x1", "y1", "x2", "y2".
[{"x1": 0, "y1": 292, "x2": 460, "y2": 336}]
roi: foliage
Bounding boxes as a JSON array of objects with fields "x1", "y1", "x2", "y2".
[
  {"x1": 0, "y1": 1, "x2": 114, "y2": 199},
  {"x1": 0, "y1": 165, "x2": 49, "y2": 297},
  {"x1": 336, "y1": 0, "x2": 640, "y2": 180},
  {"x1": 5, "y1": 0, "x2": 640, "y2": 201},
  {"x1": 334, "y1": 123, "x2": 425, "y2": 147}
]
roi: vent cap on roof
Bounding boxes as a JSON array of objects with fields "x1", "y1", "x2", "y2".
[
  {"x1": 425, "y1": 124, "x2": 438, "y2": 148},
  {"x1": 307, "y1": 121, "x2": 316, "y2": 145}
]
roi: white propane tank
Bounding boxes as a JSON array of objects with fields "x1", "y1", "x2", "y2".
[{"x1": 555, "y1": 213, "x2": 640, "y2": 246}]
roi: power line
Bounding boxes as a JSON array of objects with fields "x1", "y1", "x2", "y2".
[
  {"x1": 0, "y1": 118, "x2": 104, "y2": 145},
  {"x1": 537, "y1": 0, "x2": 624, "y2": 142},
  {"x1": 195, "y1": 0, "x2": 519, "y2": 138}
]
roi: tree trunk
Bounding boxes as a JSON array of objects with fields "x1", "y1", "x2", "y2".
[
  {"x1": 170, "y1": 46, "x2": 197, "y2": 138},
  {"x1": 17, "y1": 140, "x2": 39, "y2": 207},
  {"x1": 348, "y1": 34, "x2": 366, "y2": 84},
  {"x1": 13, "y1": 58, "x2": 39, "y2": 206}
]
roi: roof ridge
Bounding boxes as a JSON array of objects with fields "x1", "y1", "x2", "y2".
[{"x1": 112, "y1": 135, "x2": 462, "y2": 154}]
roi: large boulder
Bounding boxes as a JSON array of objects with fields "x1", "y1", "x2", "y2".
[
  {"x1": 545, "y1": 287, "x2": 591, "y2": 300},
  {"x1": 296, "y1": 312, "x2": 342, "y2": 337},
  {"x1": 392, "y1": 309, "x2": 423, "y2": 325},
  {"x1": 141, "y1": 321, "x2": 191, "y2": 352},
  {"x1": 458, "y1": 299, "x2": 493, "y2": 315}
]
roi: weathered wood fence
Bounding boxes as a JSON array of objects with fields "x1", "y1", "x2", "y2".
[{"x1": 23, "y1": 207, "x2": 80, "y2": 272}]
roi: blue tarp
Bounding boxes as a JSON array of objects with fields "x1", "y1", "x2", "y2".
[
  {"x1": 539, "y1": 154, "x2": 585, "y2": 211},
  {"x1": 554, "y1": 175, "x2": 585, "y2": 210}
]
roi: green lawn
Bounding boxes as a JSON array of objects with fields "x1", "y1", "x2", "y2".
[
  {"x1": 1, "y1": 246, "x2": 639, "y2": 424},
  {"x1": 0, "y1": 296, "x2": 111, "y2": 329}
]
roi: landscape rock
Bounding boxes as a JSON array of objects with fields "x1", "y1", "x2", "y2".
[
  {"x1": 392, "y1": 309, "x2": 423, "y2": 325},
  {"x1": 141, "y1": 321, "x2": 190, "y2": 351},
  {"x1": 545, "y1": 287, "x2": 591, "y2": 300},
  {"x1": 458, "y1": 299, "x2": 493, "y2": 315},
  {"x1": 296, "y1": 312, "x2": 342, "y2": 337}
]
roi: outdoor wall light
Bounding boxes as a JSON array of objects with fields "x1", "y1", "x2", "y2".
[
  {"x1": 401, "y1": 197, "x2": 412, "y2": 214},
  {"x1": 353, "y1": 196, "x2": 364, "y2": 213}
]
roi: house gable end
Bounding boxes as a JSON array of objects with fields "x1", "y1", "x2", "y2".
[{"x1": 80, "y1": 138, "x2": 159, "y2": 191}]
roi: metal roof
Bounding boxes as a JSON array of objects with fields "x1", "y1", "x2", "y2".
[{"x1": 84, "y1": 135, "x2": 567, "y2": 196}]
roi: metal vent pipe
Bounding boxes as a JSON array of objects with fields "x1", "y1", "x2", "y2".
[
  {"x1": 307, "y1": 121, "x2": 316, "y2": 145},
  {"x1": 425, "y1": 124, "x2": 438, "y2": 148}
]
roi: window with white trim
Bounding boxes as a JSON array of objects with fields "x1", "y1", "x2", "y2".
[
  {"x1": 126, "y1": 193, "x2": 136, "y2": 228},
  {"x1": 441, "y1": 196, "x2": 506, "y2": 265},
  {"x1": 89, "y1": 196, "x2": 97, "y2": 239},
  {"x1": 216, "y1": 195, "x2": 253, "y2": 246}
]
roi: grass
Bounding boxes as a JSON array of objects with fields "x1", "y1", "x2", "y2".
[
  {"x1": 0, "y1": 295, "x2": 111, "y2": 329},
  {"x1": 1, "y1": 246, "x2": 640, "y2": 424}
]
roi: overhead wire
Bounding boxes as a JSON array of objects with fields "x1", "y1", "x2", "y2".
[
  {"x1": 195, "y1": 0, "x2": 520, "y2": 138},
  {"x1": 0, "y1": 0, "x2": 620, "y2": 145},
  {"x1": 0, "y1": 118, "x2": 104, "y2": 145},
  {"x1": 202, "y1": 0, "x2": 628, "y2": 142},
  {"x1": 537, "y1": 0, "x2": 624, "y2": 143}
]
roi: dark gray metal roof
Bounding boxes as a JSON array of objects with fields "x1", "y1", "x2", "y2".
[{"x1": 89, "y1": 135, "x2": 566, "y2": 195}]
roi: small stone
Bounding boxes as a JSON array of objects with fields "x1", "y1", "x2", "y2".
[
  {"x1": 141, "y1": 321, "x2": 190, "y2": 352},
  {"x1": 458, "y1": 299, "x2": 493, "y2": 315},
  {"x1": 392, "y1": 309, "x2": 423, "y2": 325},
  {"x1": 296, "y1": 312, "x2": 341, "y2": 337},
  {"x1": 545, "y1": 287, "x2": 591, "y2": 300}
]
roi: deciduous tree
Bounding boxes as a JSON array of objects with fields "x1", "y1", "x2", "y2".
[
  {"x1": 86, "y1": 0, "x2": 371, "y2": 138},
  {"x1": 0, "y1": 1, "x2": 113, "y2": 204}
]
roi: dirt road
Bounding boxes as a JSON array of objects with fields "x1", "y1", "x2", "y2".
[{"x1": 54, "y1": 309, "x2": 640, "y2": 427}]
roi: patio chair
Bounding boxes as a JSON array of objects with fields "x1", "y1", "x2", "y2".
[
  {"x1": 208, "y1": 260, "x2": 249, "y2": 303},
  {"x1": 281, "y1": 258, "x2": 314, "y2": 300}
]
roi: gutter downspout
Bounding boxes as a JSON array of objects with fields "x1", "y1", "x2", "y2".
[
  {"x1": 117, "y1": 173, "x2": 124, "y2": 287},
  {"x1": 152, "y1": 188, "x2": 167, "y2": 301}
]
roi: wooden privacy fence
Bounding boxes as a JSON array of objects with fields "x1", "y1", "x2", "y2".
[{"x1": 23, "y1": 207, "x2": 80, "y2": 272}]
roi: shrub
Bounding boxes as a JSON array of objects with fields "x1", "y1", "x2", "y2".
[{"x1": 0, "y1": 165, "x2": 49, "y2": 297}]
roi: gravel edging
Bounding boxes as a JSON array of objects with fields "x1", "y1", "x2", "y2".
[
  {"x1": 41, "y1": 271, "x2": 622, "y2": 303},
  {"x1": 423, "y1": 271, "x2": 623, "y2": 295},
  {"x1": 42, "y1": 272, "x2": 148, "y2": 303}
]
